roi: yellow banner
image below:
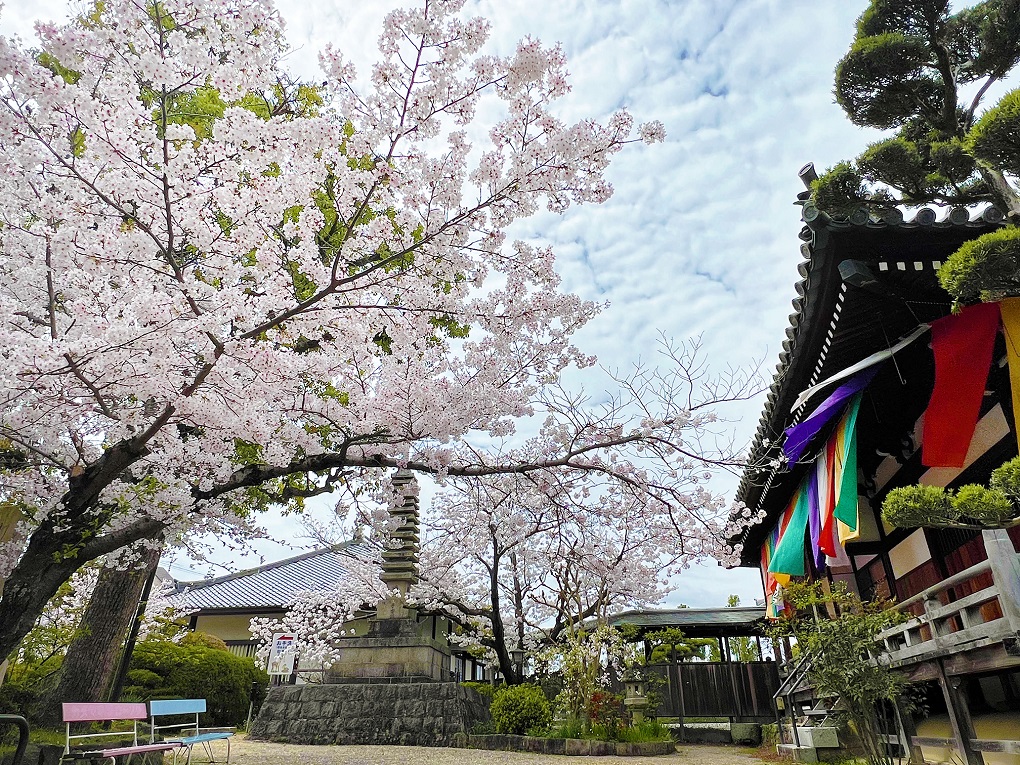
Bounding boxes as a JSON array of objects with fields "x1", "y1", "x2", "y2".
[{"x1": 1002, "y1": 298, "x2": 1020, "y2": 452}]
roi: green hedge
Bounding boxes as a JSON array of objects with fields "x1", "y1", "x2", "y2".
[
  {"x1": 490, "y1": 684, "x2": 551, "y2": 736},
  {"x1": 126, "y1": 639, "x2": 268, "y2": 727}
]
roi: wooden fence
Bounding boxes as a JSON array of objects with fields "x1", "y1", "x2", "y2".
[{"x1": 624, "y1": 661, "x2": 781, "y2": 722}]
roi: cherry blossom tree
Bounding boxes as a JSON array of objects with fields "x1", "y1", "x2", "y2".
[
  {"x1": 412, "y1": 471, "x2": 678, "y2": 684},
  {"x1": 0, "y1": 0, "x2": 757, "y2": 662},
  {"x1": 294, "y1": 341, "x2": 762, "y2": 684},
  {"x1": 249, "y1": 543, "x2": 389, "y2": 674}
]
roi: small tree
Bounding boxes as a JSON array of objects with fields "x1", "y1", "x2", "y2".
[
  {"x1": 766, "y1": 582, "x2": 908, "y2": 765},
  {"x1": 538, "y1": 623, "x2": 627, "y2": 734},
  {"x1": 645, "y1": 626, "x2": 714, "y2": 663}
]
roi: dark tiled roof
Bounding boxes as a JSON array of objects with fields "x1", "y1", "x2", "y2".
[
  {"x1": 600, "y1": 607, "x2": 766, "y2": 638},
  {"x1": 175, "y1": 542, "x2": 374, "y2": 611},
  {"x1": 732, "y1": 200, "x2": 1004, "y2": 565}
]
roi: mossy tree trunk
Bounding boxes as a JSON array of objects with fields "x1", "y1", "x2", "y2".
[{"x1": 37, "y1": 546, "x2": 161, "y2": 727}]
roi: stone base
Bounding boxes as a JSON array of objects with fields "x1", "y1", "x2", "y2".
[
  {"x1": 793, "y1": 727, "x2": 839, "y2": 748},
  {"x1": 328, "y1": 634, "x2": 451, "y2": 682},
  {"x1": 248, "y1": 681, "x2": 489, "y2": 746},
  {"x1": 778, "y1": 744, "x2": 819, "y2": 763},
  {"x1": 327, "y1": 615, "x2": 453, "y2": 682},
  {"x1": 730, "y1": 723, "x2": 763, "y2": 745}
]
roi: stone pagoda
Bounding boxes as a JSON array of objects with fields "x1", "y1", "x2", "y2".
[{"x1": 249, "y1": 470, "x2": 489, "y2": 746}]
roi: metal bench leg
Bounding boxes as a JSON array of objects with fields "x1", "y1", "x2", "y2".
[{"x1": 225, "y1": 736, "x2": 231, "y2": 765}]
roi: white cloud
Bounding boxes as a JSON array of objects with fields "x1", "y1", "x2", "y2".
[{"x1": 1, "y1": 0, "x2": 882, "y2": 608}]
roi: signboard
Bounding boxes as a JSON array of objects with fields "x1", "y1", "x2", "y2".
[{"x1": 267, "y1": 633, "x2": 297, "y2": 676}]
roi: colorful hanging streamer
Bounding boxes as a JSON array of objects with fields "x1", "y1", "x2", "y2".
[
  {"x1": 1001, "y1": 298, "x2": 1020, "y2": 453},
  {"x1": 768, "y1": 483, "x2": 811, "y2": 583},
  {"x1": 833, "y1": 393, "x2": 864, "y2": 534},
  {"x1": 922, "y1": 302, "x2": 1001, "y2": 467},
  {"x1": 818, "y1": 436, "x2": 838, "y2": 557},
  {"x1": 782, "y1": 366, "x2": 880, "y2": 465},
  {"x1": 761, "y1": 388, "x2": 867, "y2": 615}
]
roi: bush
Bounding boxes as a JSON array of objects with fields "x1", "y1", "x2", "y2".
[
  {"x1": 0, "y1": 682, "x2": 39, "y2": 719},
  {"x1": 614, "y1": 719, "x2": 672, "y2": 743},
  {"x1": 490, "y1": 684, "x2": 551, "y2": 735},
  {"x1": 882, "y1": 484, "x2": 956, "y2": 528},
  {"x1": 460, "y1": 681, "x2": 494, "y2": 702},
  {"x1": 179, "y1": 631, "x2": 229, "y2": 651},
  {"x1": 938, "y1": 226, "x2": 1020, "y2": 304},
  {"x1": 126, "y1": 640, "x2": 268, "y2": 726}
]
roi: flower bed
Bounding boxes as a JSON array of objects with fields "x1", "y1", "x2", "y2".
[{"x1": 454, "y1": 733, "x2": 675, "y2": 756}]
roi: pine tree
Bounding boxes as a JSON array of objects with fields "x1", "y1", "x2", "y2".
[{"x1": 813, "y1": 0, "x2": 1020, "y2": 305}]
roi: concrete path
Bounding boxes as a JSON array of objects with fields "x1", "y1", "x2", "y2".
[{"x1": 225, "y1": 736, "x2": 767, "y2": 765}]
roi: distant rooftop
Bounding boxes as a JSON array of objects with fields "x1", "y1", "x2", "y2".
[
  {"x1": 602, "y1": 606, "x2": 766, "y2": 638},
  {"x1": 175, "y1": 542, "x2": 373, "y2": 612}
]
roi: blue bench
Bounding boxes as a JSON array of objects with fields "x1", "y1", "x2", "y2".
[{"x1": 149, "y1": 700, "x2": 232, "y2": 764}]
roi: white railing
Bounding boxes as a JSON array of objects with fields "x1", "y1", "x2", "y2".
[
  {"x1": 876, "y1": 550, "x2": 1020, "y2": 666},
  {"x1": 224, "y1": 641, "x2": 259, "y2": 659}
]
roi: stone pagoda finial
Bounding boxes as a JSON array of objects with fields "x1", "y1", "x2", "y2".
[{"x1": 380, "y1": 469, "x2": 420, "y2": 598}]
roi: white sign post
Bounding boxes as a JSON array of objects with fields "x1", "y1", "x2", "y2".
[{"x1": 267, "y1": 633, "x2": 297, "y2": 677}]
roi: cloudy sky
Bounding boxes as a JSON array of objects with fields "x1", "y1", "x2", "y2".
[{"x1": 1, "y1": 0, "x2": 884, "y2": 605}]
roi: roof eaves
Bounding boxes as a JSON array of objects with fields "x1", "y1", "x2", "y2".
[{"x1": 730, "y1": 200, "x2": 1006, "y2": 563}]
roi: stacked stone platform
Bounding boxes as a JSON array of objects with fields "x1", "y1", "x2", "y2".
[{"x1": 249, "y1": 681, "x2": 489, "y2": 746}]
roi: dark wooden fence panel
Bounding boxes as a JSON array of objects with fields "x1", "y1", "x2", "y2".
[{"x1": 635, "y1": 661, "x2": 780, "y2": 722}]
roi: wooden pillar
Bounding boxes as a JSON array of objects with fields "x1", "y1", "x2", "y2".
[
  {"x1": 893, "y1": 697, "x2": 924, "y2": 765},
  {"x1": 676, "y1": 660, "x2": 685, "y2": 741},
  {"x1": 782, "y1": 636, "x2": 794, "y2": 664},
  {"x1": 936, "y1": 659, "x2": 983, "y2": 765}
]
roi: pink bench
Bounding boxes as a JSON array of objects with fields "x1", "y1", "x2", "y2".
[{"x1": 63, "y1": 703, "x2": 181, "y2": 764}]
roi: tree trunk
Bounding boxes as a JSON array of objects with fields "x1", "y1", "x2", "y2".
[
  {"x1": 0, "y1": 525, "x2": 93, "y2": 665},
  {"x1": 0, "y1": 506, "x2": 165, "y2": 665},
  {"x1": 37, "y1": 546, "x2": 161, "y2": 727}
]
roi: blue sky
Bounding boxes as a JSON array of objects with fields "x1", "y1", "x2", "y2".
[{"x1": 1, "y1": 0, "x2": 882, "y2": 605}]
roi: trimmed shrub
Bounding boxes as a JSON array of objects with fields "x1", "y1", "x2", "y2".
[
  {"x1": 179, "y1": 631, "x2": 229, "y2": 651},
  {"x1": 490, "y1": 684, "x2": 551, "y2": 736},
  {"x1": 882, "y1": 484, "x2": 956, "y2": 528},
  {"x1": 938, "y1": 226, "x2": 1020, "y2": 304},
  {"x1": 0, "y1": 682, "x2": 39, "y2": 719},
  {"x1": 991, "y1": 456, "x2": 1020, "y2": 505},
  {"x1": 968, "y1": 88, "x2": 1020, "y2": 178},
  {"x1": 953, "y1": 485, "x2": 1015, "y2": 526},
  {"x1": 126, "y1": 640, "x2": 268, "y2": 726}
]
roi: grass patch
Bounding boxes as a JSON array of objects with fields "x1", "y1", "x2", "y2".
[{"x1": 538, "y1": 719, "x2": 672, "y2": 743}]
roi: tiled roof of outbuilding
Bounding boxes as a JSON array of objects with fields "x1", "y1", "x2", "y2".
[
  {"x1": 604, "y1": 607, "x2": 766, "y2": 637},
  {"x1": 175, "y1": 542, "x2": 373, "y2": 611}
]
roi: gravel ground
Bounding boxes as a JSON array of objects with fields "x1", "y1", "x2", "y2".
[{"x1": 217, "y1": 736, "x2": 766, "y2": 765}]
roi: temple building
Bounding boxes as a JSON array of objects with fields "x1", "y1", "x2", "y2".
[{"x1": 734, "y1": 170, "x2": 1020, "y2": 765}]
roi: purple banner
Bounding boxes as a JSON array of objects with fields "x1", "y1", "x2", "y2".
[{"x1": 782, "y1": 365, "x2": 881, "y2": 465}]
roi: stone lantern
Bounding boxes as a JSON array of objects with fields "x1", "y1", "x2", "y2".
[
  {"x1": 509, "y1": 646, "x2": 526, "y2": 679},
  {"x1": 623, "y1": 669, "x2": 649, "y2": 724}
]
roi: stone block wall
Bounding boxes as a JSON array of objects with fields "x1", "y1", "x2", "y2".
[{"x1": 249, "y1": 682, "x2": 490, "y2": 746}]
